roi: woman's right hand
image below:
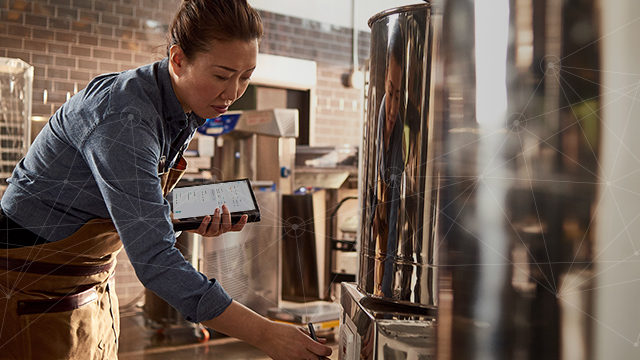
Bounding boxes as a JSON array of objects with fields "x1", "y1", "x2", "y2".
[
  {"x1": 187, "y1": 204, "x2": 248, "y2": 237},
  {"x1": 255, "y1": 321, "x2": 332, "y2": 360},
  {"x1": 201, "y1": 301, "x2": 332, "y2": 360}
]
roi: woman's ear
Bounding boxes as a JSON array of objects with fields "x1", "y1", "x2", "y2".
[{"x1": 169, "y1": 45, "x2": 186, "y2": 76}]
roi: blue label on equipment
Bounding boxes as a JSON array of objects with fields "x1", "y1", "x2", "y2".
[{"x1": 197, "y1": 113, "x2": 242, "y2": 136}]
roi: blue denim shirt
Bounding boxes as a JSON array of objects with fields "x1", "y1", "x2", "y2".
[
  {"x1": 1, "y1": 58, "x2": 232, "y2": 323},
  {"x1": 376, "y1": 94, "x2": 404, "y2": 298}
]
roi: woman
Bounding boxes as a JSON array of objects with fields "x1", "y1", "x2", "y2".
[
  {"x1": 372, "y1": 21, "x2": 405, "y2": 298},
  {"x1": 0, "y1": 1, "x2": 332, "y2": 359}
]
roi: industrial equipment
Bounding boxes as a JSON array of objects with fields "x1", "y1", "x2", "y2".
[{"x1": 339, "y1": 3, "x2": 439, "y2": 359}]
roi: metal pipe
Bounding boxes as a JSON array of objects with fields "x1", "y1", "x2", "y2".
[{"x1": 352, "y1": 0, "x2": 358, "y2": 70}]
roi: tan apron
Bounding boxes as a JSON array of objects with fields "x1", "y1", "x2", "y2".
[{"x1": 0, "y1": 157, "x2": 186, "y2": 360}]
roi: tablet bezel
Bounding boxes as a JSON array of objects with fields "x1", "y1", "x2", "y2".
[{"x1": 168, "y1": 178, "x2": 261, "y2": 232}]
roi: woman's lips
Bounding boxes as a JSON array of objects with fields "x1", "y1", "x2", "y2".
[{"x1": 212, "y1": 105, "x2": 229, "y2": 114}]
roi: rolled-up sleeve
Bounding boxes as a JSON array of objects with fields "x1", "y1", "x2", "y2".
[{"x1": 82, "y1": 114, "x2": 231, "y2": 323}]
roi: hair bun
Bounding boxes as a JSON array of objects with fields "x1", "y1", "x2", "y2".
[{"x1": 167, "y1": 0, "x2": 263, "y2": 58}]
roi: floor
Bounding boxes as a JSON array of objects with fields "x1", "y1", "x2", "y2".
[{"x1": 118, "y1": 312, "x2": 340, "y2": 360}]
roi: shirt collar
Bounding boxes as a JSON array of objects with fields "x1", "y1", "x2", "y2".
[
  {"x1": 188, "y1": 111, "x2": 207, "y2": 127},
  {"x1": 157, "y1": 58, "x2": 208, "y2": 129},
  {"x1": 156, "y1": 58, "x2": 186, "y2": 127}
]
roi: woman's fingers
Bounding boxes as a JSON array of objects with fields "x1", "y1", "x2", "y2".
[
  {"x1": 198, "y1": 206, "x2": 248, "y2": 237},
  {"x1": 230, "y1": 215, "x2": 248, "y2": 231}
]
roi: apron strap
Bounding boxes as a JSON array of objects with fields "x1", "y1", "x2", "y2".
[{"x1": 16, "y1": 286, "x2": 99, "y2": 316}]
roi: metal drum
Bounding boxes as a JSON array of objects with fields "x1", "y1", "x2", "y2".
[{"x1": 357, "y1": 3, "x2": 439, "y2": 309}]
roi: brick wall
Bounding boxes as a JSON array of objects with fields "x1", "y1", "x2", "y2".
[
  {"x1": 1, "y1": 1, "x2": 370, "y2": 145},
  {"x1": 0, "y1": 0, "x2": 180, "y2": 118},
  {"x1": 0, "y1": 0, "x2": 370, "y2": 306},
  {"x1": 259, "y1": 11, "x2": 370, "y2": 146}
]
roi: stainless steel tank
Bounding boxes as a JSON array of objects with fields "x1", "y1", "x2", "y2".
[
  {"x1": 357, "y1": 2, "x2": 439, "y2": 309},
  {"x1": 340, "y1": 4, "x2": 439, "y2": 359}
]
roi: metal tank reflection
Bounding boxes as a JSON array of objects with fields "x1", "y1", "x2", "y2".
[
  {"x1": 358, "y1": 2, "x2": 440, "y2": 309},
  {"x1": 436, "y1": 0, "x2": 601, "y2": 359},
  {"x1": 339, "y1": 3, "x2": 439, "y2": 360}
]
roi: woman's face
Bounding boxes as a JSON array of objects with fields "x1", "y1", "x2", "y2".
[{"x1": 169, "y1": 39, "x2": 258, "y2": 119}]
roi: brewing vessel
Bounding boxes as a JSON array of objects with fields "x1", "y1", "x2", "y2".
[
  {"x1": 357, "y1": 2, "x2": 439, "y2": 309},
  {"x1": 339, "y1": 3, "x2": 438, "y2": 359}
]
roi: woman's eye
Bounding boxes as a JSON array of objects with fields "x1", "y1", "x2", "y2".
[
  {"x1": 241, "y1": 77, "x2": 252, "y2": 82},
  {"x1": 216, "y1": 75, "x2": 230, "y2": 81}
]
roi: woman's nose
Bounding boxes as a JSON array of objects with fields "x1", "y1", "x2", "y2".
[{"x1": 221, "y1": 81, "x2": 239, "y2": 102}]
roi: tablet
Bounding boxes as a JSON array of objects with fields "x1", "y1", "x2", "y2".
[{"x1": 168, "y1": 178, "x2": 261, "y2": 232}]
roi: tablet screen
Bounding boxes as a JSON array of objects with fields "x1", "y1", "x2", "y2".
[{"x1": 171, "y1": 180, "x2": 257, "y2": 220}]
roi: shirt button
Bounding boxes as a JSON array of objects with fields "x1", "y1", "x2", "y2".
[{"x1": 180, "y1": 120, "x2": 187, "y2": 127}]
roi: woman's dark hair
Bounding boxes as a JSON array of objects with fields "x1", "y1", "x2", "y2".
[{"x1": 168, "y1": 0, "x2": 263, "y2": 59}]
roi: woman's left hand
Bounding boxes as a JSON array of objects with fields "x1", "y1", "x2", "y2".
[{"x1": 187, "y1": 204, "x2": 248, "y2": 237}]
